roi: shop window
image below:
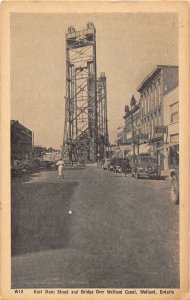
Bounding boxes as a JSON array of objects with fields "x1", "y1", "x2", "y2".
[
  {"x1": 170, "y1": 102, "x2": 179, "y2": 123},
  {"x1": 171, "y1": 111, "x2": 179, "y2": 123}
]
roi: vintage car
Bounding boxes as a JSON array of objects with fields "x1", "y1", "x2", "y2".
[
  {"x1": 77, "y1": 160, "x2": 85, "y2": 167},
  {"x1": 11, "y1": 160, "x2": 23, "y2": 177},
  {"x1": 103, "y1": 164, "x2": 108, "y2": 170},
  {"x1": 109, "y1": 164, "x2": 114, "y2": 171},
  {"x1": 131, "y1": 155, "x2": 161, "y2": 179},
  {"x1": 114, "y1": 164, "x2": 122, "y2": 173},
  {"x1": 121, "y1": 159, "x2": 132, "y2": 175}
]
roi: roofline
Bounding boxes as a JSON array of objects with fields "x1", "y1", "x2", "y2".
[
  {"x1": 11, "y1": 120, "x2": 32, "y2": 133},
  {"x1": 123, "y1": 102, "x2": 140, "y2": 119},
  {"x1": 137, "y1": 65, "x2": 179, "y2": 93},
  {"x1": 163, "y1": 83, "x2": 179, "y2": 96}
]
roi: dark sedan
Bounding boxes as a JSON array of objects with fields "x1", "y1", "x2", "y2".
[{"x1": 131, "y1": 156, "x2": 161, "y2": 179}]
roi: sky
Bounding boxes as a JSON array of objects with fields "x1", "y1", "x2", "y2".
[{"x1": 11, "y1": 13, "x2": 178, "y2": 148}]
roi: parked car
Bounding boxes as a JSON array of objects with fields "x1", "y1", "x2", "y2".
[
  {"x1": 103, "y1": 164, "x2": 109, "y2": 170},
  {"x1": 115, "y1": 164, "x2": 122, "y2": 173},
  {"x1": 77, "y1": 160, "x2": 85, "y2": 167},
  {"x1": 32, "y1": 159, "x2": 41, "y2": 171},
  {"x1": 121, "y1": 159, "x2": 131, "y2": 175},
  {"x1": 131, "y1": 155, "x2": 161, "y2": 179},
  {"x1": 43, "y1": 160, "x2": 55, "y2": 169},
  {"x1": 11, "y1": 159, "x2": 36, "y2": 177},
  {"x1": 11, "y1": 160, "x2": 23, "y2": 177},
  {"x1": 109, "y1": 164, "x2": 114, "y2": 171},
  {"x1": 21, "y1": 160, "x2": 33, "y2": 175}
]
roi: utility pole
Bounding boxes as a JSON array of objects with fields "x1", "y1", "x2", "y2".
[
  {"x1": 156, "y1": 141, "x2": 159, "y2": 170},
  {"x1": 137, "y1": 134, "x2": 139, "y2": 155},
  {"x1": 130, "y1": 95, "x2": 137, "y2": 164}
]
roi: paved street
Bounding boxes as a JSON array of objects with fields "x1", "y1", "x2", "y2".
[{"x1": 11, "y1": 166, "x2": 179, "y2": 288}]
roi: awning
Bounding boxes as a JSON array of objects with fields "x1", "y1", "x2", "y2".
[
  {"x1": 139, "y1": 144, "x2": 151, "y2": 154},
  {"x1": 157, "y1": 142, "x2": 179, "y2": 151},
  {"x1": 125, "y1": 149, "x2": 133, "y2": 156},
  {"x1": 126, "y1": 144, "x2": 151, "y2": 156}
]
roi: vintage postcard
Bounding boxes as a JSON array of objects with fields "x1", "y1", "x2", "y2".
[{"x1": 1, "y1": 1, "x2": 189, "y2": 300}]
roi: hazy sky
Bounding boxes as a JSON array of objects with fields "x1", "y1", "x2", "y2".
[{"x1": 11, "y1": 13, "x2": 178, "y2": 148}]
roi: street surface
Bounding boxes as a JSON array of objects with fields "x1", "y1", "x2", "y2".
[{"x1": 11, "y1": 166, "x2": 179, "y2": 288}]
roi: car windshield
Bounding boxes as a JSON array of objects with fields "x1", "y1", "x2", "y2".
[{"x1": 138, "y1": 157, "x2": 157, "y2": 164}]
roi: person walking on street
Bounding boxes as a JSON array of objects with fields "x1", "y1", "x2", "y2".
[{"x1": 56, "y1": 158, "x2": 64, "y2": 179}]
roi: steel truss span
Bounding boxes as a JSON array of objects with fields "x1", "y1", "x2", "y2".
[{"x1": 63, "y1": 22, "x2": 109, "y2": 163}]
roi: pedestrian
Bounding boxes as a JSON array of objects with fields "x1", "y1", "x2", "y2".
[{"x1": 56, "y1": 158, "x2": 64, "y2": 179}]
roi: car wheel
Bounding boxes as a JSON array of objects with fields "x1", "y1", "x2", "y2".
[
  {"x1": 135, "y1": 170, "x2": 139, "y2": 179},
  {"x1": 171, "y1": 175, "x2": 179, "y2": 204}
]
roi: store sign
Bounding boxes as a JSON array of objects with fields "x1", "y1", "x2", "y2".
[
  {"x1": 155, "y1": 126, "x2": 167, "y2": 134},
  {"x1": 139, "y1": 134, "x2": 149, "y2": 140}
]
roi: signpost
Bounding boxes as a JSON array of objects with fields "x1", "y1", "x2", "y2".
[{"x1": 155, "y1": 126, "x2": 167, "y2": 134}]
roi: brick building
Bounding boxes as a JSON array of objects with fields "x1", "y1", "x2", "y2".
[
  {"x1": 11, "y1": 120, "x2": 33, "y2": 161},
  {"x1": 116, "y1": 126, "x2": 125, "y2": 145},
  {"x1": 163, "y1": 85, "x2": 179, "y2": 169},
  {"x1": 137, "y1": 65, "x2": 179, "y2": 168},
  {"x1": 123, "y1": 101, "x2": 140, "y2": 143},
  {"x1": 33, "y1": 146, "x2": 47, "y2": 158}
]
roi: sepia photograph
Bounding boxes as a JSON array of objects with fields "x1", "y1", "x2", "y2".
[{"x1": 1, "y1": 1, "x2": 189, "y2": 299}]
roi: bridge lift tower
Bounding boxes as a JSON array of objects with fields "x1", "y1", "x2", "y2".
[
  {"x1": 97, "y1": 73, "x2": 109, "y2": 161},
  {"x1": 63, "y1": 22, "x2": 98, "y2": 162},
  {"x1": 63, "y1": 22, "x2": 109, "y2": 162}
]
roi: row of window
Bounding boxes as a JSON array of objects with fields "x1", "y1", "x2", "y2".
[
  {"x1": 141, "y1": 108, "x2": 161, "y2": 123},
  {"x1": 170, "y1": 101, "x2": 179, "y2": 123},
  {"x1": 124, "y1": 100, "x2": 179, "y2": 141},
  {"x1": 141, "y1": 80, "x2": 161, "y2": 114}
]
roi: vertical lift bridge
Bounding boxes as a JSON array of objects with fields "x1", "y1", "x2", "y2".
[{"x1": 63, "y1": 22, "x2": 108, "y2": 162}]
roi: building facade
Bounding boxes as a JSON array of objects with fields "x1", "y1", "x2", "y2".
[
  {"x1": 163, "y1": 85, "x2": 179, "y2": 169},
  {"x1": 123, "y1": 101, "x2": 150, "y2": 156},
  {"x1": 123, "y1": 102, "x2": 140, "y2": 144},
  {"x1": 137, "y1": 65, "x2": 179, "y2": 168},
  {"x1": 11, "y1": 120, "x2": 33, "y2": 160},
  {"x1": 114, "y1": 126, "x2": 132, "y2": 158},
  {"x1": 116, "y1": 126, "x2": 125, "y2": 145}
]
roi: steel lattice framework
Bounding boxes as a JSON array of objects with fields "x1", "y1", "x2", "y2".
[
  {"x1": 63, "y1": 22, "x2": 109, "y2": 162},
  {"x1": 97, "y1": 73, "x2": 109, "y2": 160}
]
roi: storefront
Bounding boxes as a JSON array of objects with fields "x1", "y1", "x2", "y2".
[{"x1": 147, "y1": 136, "x2": 164, "y2": 169}]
